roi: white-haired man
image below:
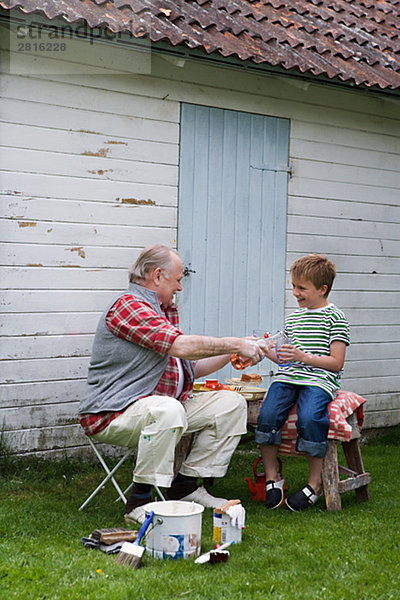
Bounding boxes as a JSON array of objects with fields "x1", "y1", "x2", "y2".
[{"x1": 79, "y1": 244, "x2": 267, "y2": 523}]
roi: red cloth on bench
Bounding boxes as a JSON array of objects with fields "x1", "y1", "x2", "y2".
[{"x1": 278, "y1": 390, "x2": 366, "y2": 455}]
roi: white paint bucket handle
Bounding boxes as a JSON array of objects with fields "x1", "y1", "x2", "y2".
[{"x1": 144, "y1": 513, "x2": 163, "y2": 538}]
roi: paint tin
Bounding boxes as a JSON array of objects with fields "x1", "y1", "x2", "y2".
[
  {"x1": 205, "y1": 379, "x2": 219, "y2": 390},
  {"x1": 213, "y1": 509, "x2": 242, "y2": 544},
  {"x1": 145, "y1": 500, "x2": 204, "y2": 560}
]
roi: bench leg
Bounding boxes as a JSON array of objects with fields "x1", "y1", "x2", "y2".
[
  {"x1": 342, "y1": 439, "x2": 370, "y2": 502},
  {"x1": 322, "y1": 440, "x2": 341, "y2": 511}
]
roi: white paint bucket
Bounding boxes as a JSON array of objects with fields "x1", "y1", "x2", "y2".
[{"x1": 144, "y1": 500, "x2": 204, "y2": 560}]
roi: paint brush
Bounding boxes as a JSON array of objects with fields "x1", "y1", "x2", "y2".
[
  {"x1": 194, "y1": 540, "x2": 235, "y2": 564},
  {"x1": 114, "y1": 510, "x2": 154, "y2": 568}
]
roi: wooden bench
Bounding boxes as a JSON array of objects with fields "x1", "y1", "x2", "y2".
[
  {"x1": 246, "y1": 390, "x2": 371, "y2": 511},
  {"x1": 322, "y1": 411, "x2": 371, "y2": 510}
]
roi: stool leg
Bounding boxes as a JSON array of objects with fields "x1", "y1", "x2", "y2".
[
  {"x1": 342, "y1": 439, "x2": 370, "y2": 502},
  {"x1": 322, "y1": 440, "x2": 341, "y2": 511},
  {"x1": 115, "y1": 481, "x2": 134, "y2": 504},
  {"x1": 79, "y1": 441, "x2": 132, "y2": 510},
  {"x1": 154, "y1": 485, "x2": 166, "y2": 501}
]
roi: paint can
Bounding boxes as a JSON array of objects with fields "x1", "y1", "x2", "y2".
[
  {"x1": 205, "y1": 379, "x2": 219, "y2": 390},
  {"x1": 145, "y1": 500, "x2": 204, "y2": 560},
  {"x1": 213, "y1": 508, "x2": 243, "y2": 544}
]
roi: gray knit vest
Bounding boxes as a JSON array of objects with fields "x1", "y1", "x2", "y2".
[{"x1": 79, "y1": 283, "x2": 191, "y2": 414}]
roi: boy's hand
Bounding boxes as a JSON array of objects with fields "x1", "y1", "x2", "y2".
[
  {"x1": 276, "y1": 343, "x2": 305, "y2": 364},
  {"x1": 277, "y1": 340, "x2": 346, "y2": 372}
]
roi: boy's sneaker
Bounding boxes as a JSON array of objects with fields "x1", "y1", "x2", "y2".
[
  {"x1": 285, "y1": 484, "x2": 322, "y2": 512},
  {"x1": 265, "y1": 478, "x2": 288, "y2": 509}
]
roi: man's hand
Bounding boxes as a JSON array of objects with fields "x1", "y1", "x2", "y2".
[{"x1": 236, "y1": 338, "x2": 266, "y2": 365}]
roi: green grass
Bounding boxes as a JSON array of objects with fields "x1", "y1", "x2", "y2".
[{"x1": 1, "y1": 429, "x2": 399, "y2": 600}]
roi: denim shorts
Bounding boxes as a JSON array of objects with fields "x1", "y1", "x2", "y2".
[{"x1": 254, "y1": 381, "x2": 331, "y2": 458}]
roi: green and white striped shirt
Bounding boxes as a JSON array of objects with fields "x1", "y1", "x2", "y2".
[{"x1": 275, "y1": 303, "x2": 350, "y2": 399}]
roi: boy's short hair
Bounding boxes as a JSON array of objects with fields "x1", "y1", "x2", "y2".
[{"x1": 290, "y1": 254, "x2": 336, "y2": 297}]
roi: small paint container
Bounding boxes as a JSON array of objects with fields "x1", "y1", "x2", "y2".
[
  {"x1": 213, "y1": 509, "x2": 242, "y2": 544},
  {"x1": 205, "y1": 379, "x2": 219, "y2": 390}
]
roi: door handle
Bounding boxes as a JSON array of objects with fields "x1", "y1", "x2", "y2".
[{"x1": 183, "y1": 265, "x2": 196, "y2": 277}]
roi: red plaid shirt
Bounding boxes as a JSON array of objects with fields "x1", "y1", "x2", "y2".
[{"x1": 80, "y1": 293, "x2": 194, "y2": 436}]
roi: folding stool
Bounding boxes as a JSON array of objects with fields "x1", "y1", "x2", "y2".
[{"x1": 79, "y1": 435, "x2": 165, "y2": 511}]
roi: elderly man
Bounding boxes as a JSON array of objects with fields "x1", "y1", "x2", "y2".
[{"x1": 79, "y1": 244, "x2": 266, "y2": 523}]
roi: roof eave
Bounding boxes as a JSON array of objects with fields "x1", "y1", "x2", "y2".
[{"x1": 151, "y1": 38, "x2": 400, "y2": 100}]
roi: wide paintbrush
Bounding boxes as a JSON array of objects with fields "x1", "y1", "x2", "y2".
[{"x1": 114, "y1": 510, "x2": 154, "y2": 568}]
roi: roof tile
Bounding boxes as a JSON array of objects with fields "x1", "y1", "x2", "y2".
[{"x1": 1, "y1": 0, "x2": 399, "y2": 89}]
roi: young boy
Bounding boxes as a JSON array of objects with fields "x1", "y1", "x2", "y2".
[{"x1": 255, "y1": 254, "x2": 350, "y2": 511}]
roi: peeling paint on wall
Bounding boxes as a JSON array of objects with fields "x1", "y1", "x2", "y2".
[
  {"x1": 18, "y1": 221, "x2": 37, "y2": 227},
  {"x1": 115, "y1": 197, "x2": 156, "y2": 206},
  {"x1": 81, "y1": 148, "x2": 110, "y2": 157},
  {"x1": 77, "y1": 129, "x2": 103, "y2": 135},
  {"x1": 106, "y1": 140, "x2": 128, "y2": 145},
  {"x1": 87, "y1": 169, "x2": 113, "y2": 175},
  {"x1": 67, "y1": 247, "x2": 86, "y2": 258}
]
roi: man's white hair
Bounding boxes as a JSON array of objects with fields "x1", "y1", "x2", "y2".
[{"x1": 129, "y1": 244, "x2": 180, "y2": 283}]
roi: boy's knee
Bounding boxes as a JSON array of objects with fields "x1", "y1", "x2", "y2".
[
  {"x1": 297, "y1": 414, "x2": 329, "y2": 441},
  {"x1": 257, "y1": 403, "x2": 278, "y2": 430}
]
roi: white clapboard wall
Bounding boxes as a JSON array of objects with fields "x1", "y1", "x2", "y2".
[
  {"x1": 0, "y1": 25, "x2": 180, "y2": 457},
  {"x1": 1, "y1": 20, "x2": 399, "y2": 457}
]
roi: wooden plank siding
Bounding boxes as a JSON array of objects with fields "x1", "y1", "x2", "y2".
[{"x1": 1, "y1": 32, "x2": 399, "y2": 457}]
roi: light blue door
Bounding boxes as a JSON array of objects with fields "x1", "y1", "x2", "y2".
[{"x1": 177, "y1": 104, "x2": 290, "y2": 383}]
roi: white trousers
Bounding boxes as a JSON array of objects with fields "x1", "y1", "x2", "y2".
[{"x1": 92, "y1": 391, "x2": 247, "y2": 488}]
